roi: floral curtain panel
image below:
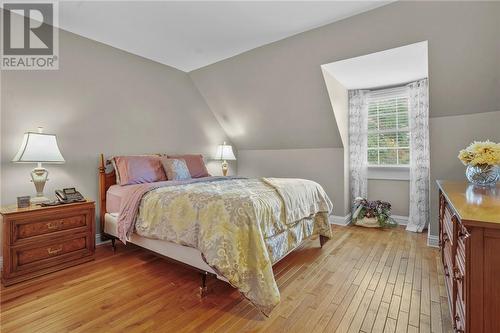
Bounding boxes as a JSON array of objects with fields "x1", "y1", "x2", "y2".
[
  {"x1": 348, "y1": 90, "x2": 369, "y2": 209},
  {"x1": 406, "y1": 79, "x2": 430, "y2": 232}
]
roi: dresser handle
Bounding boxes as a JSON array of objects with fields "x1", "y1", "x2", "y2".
[
  {"x1": 46, "y1": 222, "x2": 58, "y2": 229},
  {"x1": 47, "y1": 246, "x2": 63, "y2": 255},
  {"x1": 454, "y1": 269, "x2": 463, "y2": 282},
  {"x1": 458, "y1": 230, "x2": 469, "y2": 240},
  {"x1": 443, "y1": 233, "x2": 449, "y2": 242}
]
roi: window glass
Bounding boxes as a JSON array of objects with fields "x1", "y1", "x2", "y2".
[{"x1": 367, "y1": 93, "x2": 409, "y2": 166}]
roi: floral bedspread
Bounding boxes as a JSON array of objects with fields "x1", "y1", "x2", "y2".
[{"x1": 123, "y1": 178, "x2": 333, "y2": 315}]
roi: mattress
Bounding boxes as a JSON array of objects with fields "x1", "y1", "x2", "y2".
[{"x1": 106, "y1": 184, "x2": 144, "y2": 213}]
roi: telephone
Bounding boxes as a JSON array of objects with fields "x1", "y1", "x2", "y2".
[{"x1": 55, "y1": 188, "x2": 85, "y2": 204}]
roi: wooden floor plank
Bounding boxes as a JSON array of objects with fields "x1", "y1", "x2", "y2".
[
  {"x1": 408, "y1": 289, "x2": 421, "y2": 327},
  {"x1": 384, "y1": 317, "x2": 397, "y2": 333},
  {"x1": 371, "y1": 301, "x2": 390, "y2": 333},
  {"x1": 395, "y1": 310, "x2": 409, "y2": 333},
  {"x1": 0, "y1": 226, "x2": 451, "y2": 333}
]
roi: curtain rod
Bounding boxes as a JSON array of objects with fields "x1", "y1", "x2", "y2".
[{"x1": 351, "y1": 77, "x2": 428, "y2": 93}]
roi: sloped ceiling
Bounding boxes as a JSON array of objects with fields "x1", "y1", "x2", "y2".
[
  {"x1": 190, "y1": 1, "x2": 500, "y2": 150},
  {"x1": 190, "y1": 45, "x2": 344, "y2": 149}
]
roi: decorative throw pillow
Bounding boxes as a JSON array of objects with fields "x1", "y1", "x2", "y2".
[
  {"x1": 113, "y1": 155, "x2": 167, "y2": 185},
  {"x1": 167, "y1": 154, "x2": 210, "y2": 178},
  {"x1": 161, "y1": 158, "x2": 192, "y2": 181}
]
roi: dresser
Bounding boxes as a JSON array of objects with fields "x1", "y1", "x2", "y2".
[
  {"x1": 437, "y1": 180, "x2": 500, "y2": 333},
  {"x1": 1, "y1": 201, "x2": 95, "y2": 286}
]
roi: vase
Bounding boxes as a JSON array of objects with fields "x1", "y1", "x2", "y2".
[{"x1": 465, "y1": 164, "x2": 500, "y2": 186}]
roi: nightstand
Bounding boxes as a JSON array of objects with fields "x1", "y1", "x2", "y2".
[{"x1": 1, "y1": 200, "x2": 95, "y2": 286}]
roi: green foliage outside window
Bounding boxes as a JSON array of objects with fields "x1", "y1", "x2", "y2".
[{"x1": 368, "y1": 97, "x2": 410, "y2": 166}]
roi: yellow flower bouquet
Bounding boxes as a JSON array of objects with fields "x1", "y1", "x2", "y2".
[{"x1": 458, "y1": 141, "x2": 500, "y2": 186}]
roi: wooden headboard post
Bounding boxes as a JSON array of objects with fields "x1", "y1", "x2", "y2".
[{"x1": 98, "y1": 153, "x2": 116, "y2": 241}]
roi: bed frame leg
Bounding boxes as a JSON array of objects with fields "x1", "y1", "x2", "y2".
[
  {"x1": 320, "y1": 235, "x2": 329, "y2": 248},
  {"x1": 111, "y1": 238, "x2": 116, "y2": 253},
  {"x1": 199, "y1": 272, "x2": 209, "y2": 298}
]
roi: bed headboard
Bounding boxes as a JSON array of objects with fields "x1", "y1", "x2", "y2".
[{"x1": 98, "y1": 153, "x2": 116, "y2": 236}]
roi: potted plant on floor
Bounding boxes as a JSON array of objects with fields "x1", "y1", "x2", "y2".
[{"x1": 352, "y1": 197, "x2": 398, "y2": 228}]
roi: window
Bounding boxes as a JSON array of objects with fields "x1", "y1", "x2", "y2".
[{"x1": 367, "y1": 87, "x2": 409, "y2": 166}]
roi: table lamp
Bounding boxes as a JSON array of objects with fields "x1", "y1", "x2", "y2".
[
  {"x1": 12, "y1": 127, "x2": 65, "y2": 204},
  {"x1": 215, "y1": 141, "x2": 236, "y2": 176}
]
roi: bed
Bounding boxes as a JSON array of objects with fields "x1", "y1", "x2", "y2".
[{"x1": 98, "y1": 154, "x2": 333, "y2": 315}]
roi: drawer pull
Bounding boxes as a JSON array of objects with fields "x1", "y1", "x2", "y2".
[
  {"x1": 46, "y1": 222, "x2": 59, "y2": 230},
  {"x1": 47, "y1": 246, "x2": 63, "y2": 255},
  {"x1": 454, "y1": 269, "x2": 463, "y2": 282},
  {"x1": 458, "y1": 230, "x2": 469, "y2": 240}
]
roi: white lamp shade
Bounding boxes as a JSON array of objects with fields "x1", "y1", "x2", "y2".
[
  {"x1": 215, "y1": 142, "x2": 236, "y2": 160},
  {"x1": 12, "y1": 132, "x2": 65, "y2": 163}
]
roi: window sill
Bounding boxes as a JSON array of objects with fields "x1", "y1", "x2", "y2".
[{"x1": 368, "y1": 165, "x2": 410, "y2": 180}]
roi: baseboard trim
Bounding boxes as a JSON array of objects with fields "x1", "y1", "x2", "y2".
[
  {"x1": 330, "y1": 214, "x2": 352, "y2": 226},
  {"x1": 427, "y1": 234, "x2": 439, "y2": 248},
  {"x1": 392, "y1": 215, "x2": 409, "y2": 226}
]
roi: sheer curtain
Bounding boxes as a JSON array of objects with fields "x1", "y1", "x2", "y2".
[
  {"x1": 406, "y1": 79, "x2": 430, "y2": 232},
  {"x1": 348, "y1": 90, "x2": 369, "y2": 208}
]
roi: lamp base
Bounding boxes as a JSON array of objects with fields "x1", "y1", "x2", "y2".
[
  {"x1": 30, "y1": 166, "x2": 50, "y2": 204},
  {"x1": 221, "y1": 160, "x2": 228, "y2": 176}
]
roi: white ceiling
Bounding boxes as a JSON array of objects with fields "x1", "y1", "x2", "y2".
[
  {"x1": 56, "y1": 1, "x2": 393, "y2": 72},
  {"x1": 322, "y1": 41, "x2": 428, "y2": 89}
]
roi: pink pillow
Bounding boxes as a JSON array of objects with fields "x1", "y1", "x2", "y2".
[
  {"x1": 167, "y1": 154, "x2": 210, "y2": 178},
  {"x1": 113, "y1": 155, "x2": 167, "y2": 185}
]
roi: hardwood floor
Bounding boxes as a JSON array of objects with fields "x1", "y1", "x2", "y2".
[{"x1": 0, "y1": 225, "x2": 452, "y2": 333}]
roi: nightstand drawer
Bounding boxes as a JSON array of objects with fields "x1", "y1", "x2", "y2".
[
  {"x1": 12, "y1": 233, "x2": 92, "y2": 273},
  {"x1": 1, "y1": 201, "x2": 95, "y2": 286},
  {"x1": 13, "y1": 212, "x2": 90, "y2": 243}
]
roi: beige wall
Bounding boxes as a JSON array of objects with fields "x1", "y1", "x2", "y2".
[
  {"x1": 0, "y1": 28, "x2": 231, "y2": 250},
  {"x1": 321, "y1": 69, "x2": 351, "y2": 214},
  {"x1": 237, "y1": 148, "x2": 347, "y2": 216},
  {"x1": 191, "y1": 1, "x2": 500, "y2": 150},
  {"x1": 191, "y1": 1, "x2": 500, "y2": 237},
  {"x1": 322, "y1": 70, "x2": 348, "y2": 146},
  {"x1": 428, "y1": 111, "x2": 500, "y2": 236},
  {"x1": 368, "y1": 180, "x2": 409, "y2": 217}
]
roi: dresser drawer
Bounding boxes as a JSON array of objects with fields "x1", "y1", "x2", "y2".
[
  {"x1": 12, "y1": 233, "x2": 92, "y2": 273},
  {"x1": 456, "y1": 222, "x2": 470, "y2": 257},
  {"x1": 455, "y1": 296, "x2": 466, "y2": 333},
  {"x1": 443, "y1": 238, "x2": 454, "y2": 301},
  {"x1": 443, "y1": 203, "x2": 455, "y2": 245},
  {"x1": 11, "y1": 208, "x2": 92, "y2": 245},
  {"x1": 455, "y1": 251, "x2": 466, "y2": 306},
  {"x1": 1, "y1": 201, "x2": 95, "y2": 286}
]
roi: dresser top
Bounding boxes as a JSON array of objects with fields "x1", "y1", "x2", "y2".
[
  {"x1": 437, "y1": 180, "x2": 500, "y2": 224},
  {"x1": 0, "y1": 200, "x2": 94, "y2": 215}
]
